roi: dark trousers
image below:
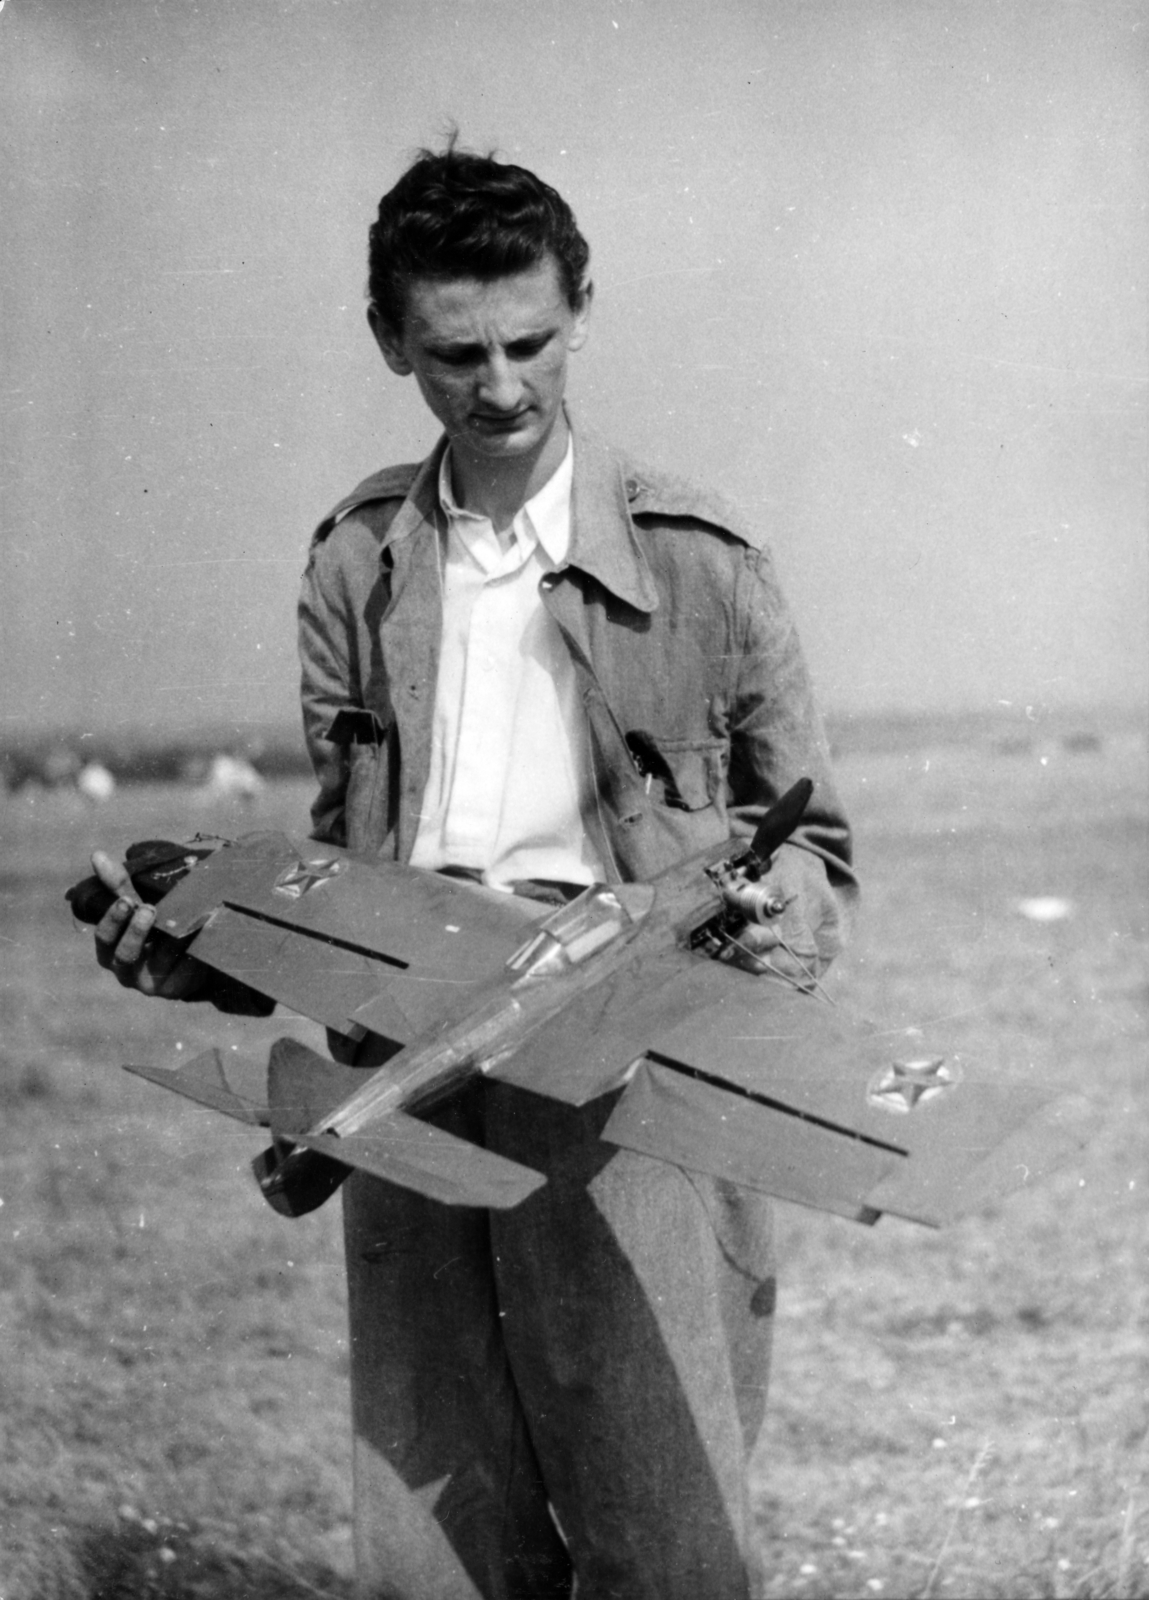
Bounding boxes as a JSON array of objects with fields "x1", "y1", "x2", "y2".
[{"x1": 342, "y1": 1078, "x2": 777, "y2": 1599}]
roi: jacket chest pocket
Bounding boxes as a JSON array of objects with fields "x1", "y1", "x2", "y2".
[
  {"x1": 606, "y1": 735, "x2": 730, "y2": 881},
  {"x1": 625, "y1": 733, "x2": 727, "y2": 813}
]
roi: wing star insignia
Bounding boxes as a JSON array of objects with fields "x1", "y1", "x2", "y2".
[
  {"x1": 274, "y1": 856, "x2": 344, "y2": 899},
  {"x1": 867, "y1": 1056, "x2": 959, "y2": 1114}
]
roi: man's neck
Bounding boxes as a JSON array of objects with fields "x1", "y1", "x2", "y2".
[{"x1": 448, "y1": 414, "x2": 570, "y2": 536}]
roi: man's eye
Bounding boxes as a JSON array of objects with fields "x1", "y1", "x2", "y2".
[{"x1": 509, "y1": 340, "x2": 547, "y2": 359}]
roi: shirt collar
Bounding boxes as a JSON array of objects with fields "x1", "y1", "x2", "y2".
[
  {"x1": 437, "y1": 438, "x2": 573, "y2": 571},
  {"x1": 381, "y1": 412, "x2": 658, "y2": 614}
]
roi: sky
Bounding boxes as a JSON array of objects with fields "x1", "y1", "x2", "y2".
[{"x1": 2, "y1": 0, "x2": 1145, "y2": 738}]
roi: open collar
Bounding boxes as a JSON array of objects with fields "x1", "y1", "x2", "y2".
[
  {"x1": 437, "y1": 436, "x2": 574, "y2": 574},
  {"x1": 378, "y1": 413, "x2": 659, "y2": 615}
]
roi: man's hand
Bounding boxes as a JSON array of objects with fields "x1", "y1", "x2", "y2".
[
  {"x1": 90, "y1": 849, "x2": 211, "y2": 1001},
  {"x1": 717, "y1": 846, "x2": 830, "y2": 989}
]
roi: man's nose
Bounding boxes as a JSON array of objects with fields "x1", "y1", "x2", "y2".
[{"x1": 477, "y1": 354, "x2": 522, "y2": 411}]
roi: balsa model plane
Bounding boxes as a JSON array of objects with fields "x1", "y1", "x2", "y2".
[{"x1": 69, "y1": 782, "x2": 1080, "y2": 1226}]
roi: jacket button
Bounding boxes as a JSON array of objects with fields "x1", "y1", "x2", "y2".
[{"x1": 625, "y1": 478, "x2": 639, "y2": 499}]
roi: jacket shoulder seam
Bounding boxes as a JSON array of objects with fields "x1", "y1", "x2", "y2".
[
  {"x1": 620, "y1": 462, "x2": 764, "y2": 550},
  {"x1": 311, "y1": 463, "x2": 421, "y2": 546}
]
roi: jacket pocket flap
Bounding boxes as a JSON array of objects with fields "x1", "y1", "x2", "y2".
[
  {"x1": 625, "y1": 734, "x2": 723, "y2": 812},
  {"x1": 326, "y1": 707, "x2": 387, "y2": 747}
]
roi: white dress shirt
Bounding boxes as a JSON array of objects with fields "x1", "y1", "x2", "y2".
[{"x1": 408, "y1": 440, "x2": 605, "y2": 891}]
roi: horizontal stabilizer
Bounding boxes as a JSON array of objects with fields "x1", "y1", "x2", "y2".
[
  {"x1": 603, "y1": 1061, "x2": 896, "y2": 1222},
  {"x1": 124, "y1": 1048, "x2": 269, "y2": 1126},
  {"x1": 299, "y1": 1118, "x2": 546, "y2": 1209}
]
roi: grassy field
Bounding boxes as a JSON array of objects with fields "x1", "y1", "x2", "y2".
[{"x1": 1, "y1": 712, "x2": 1145, "y2": 1599}]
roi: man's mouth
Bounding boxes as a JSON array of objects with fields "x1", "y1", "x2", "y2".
[{"x1": 472, "y1": 409, "x2": 530, "y2": 431}]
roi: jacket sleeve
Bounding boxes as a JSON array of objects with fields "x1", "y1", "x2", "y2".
[
  {"x1": 727, "y1": 544, "x2": 859, "y2": 963},
  {"x1": 298, "y1": 529, "x2": 357, "y2": 848}
]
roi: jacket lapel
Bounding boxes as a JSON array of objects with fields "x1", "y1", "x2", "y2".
[
  {"x1": 543, "y1": 419, "x2": 662, "y2": 872},
  {"x1": 566, "y1": 420, "x2": 660, "y2": 616}
]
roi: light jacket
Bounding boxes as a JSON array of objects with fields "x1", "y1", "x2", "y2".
[{"x1": 298, "y1": 414, "x2": 857, "y2": 958}]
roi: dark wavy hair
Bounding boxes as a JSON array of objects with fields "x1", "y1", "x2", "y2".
[{"x1": 367, "y1": 140, "x2": 590, "y2": 331}]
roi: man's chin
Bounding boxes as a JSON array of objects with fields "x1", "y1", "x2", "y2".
[{"x1": 463, "y1": 417, "x2": 544, "y2": 457}]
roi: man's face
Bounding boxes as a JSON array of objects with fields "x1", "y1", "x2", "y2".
[{"x1": 370, "y1": 256, "x2": 590, "y2": 468}]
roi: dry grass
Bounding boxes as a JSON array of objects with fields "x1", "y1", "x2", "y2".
[
  {"x1": 0, "y1": 712, "x2": 1145, "y2": 1598},
  {"x1": 755, "y1": 716, "x2": 1148, "y2": 1598}
]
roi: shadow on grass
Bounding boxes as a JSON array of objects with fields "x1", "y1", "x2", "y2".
[{"x1": 74, "y1": 1519, "x2": 355, "y2": 1600}]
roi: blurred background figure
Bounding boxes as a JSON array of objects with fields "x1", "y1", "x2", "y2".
[
  {"x1": 76, "y1": 761, "x2": 116, "y2": 804},
  {"x1": 199, "y1": 753, "x2": 265, "y2": 805}
]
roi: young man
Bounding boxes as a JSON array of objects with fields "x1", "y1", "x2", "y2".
[{"x1": 94, "y1": 145, "x2": 856, "y2": 1599}]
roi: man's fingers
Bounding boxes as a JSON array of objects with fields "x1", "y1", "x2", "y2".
[
  {"x1": 87, "y1": 846, "x2": 210, "y2": 1002},
  {"x1": 93, "y1": 897, "x2": 134, "y2": 963},
  {"x1": 720, "y1": 918, "x2": 821, "y2": 986},
  {"x1": 95, "y1": 920, "x2": 207, "y2": 999},
  {"x1": 91, "y1": 849, "x2": 135, "y2": 897},
  {"x1": 720, "y1": 941, "x2": 817, "y2": 988},
  {"x1": 733, "y1": 922, "x2": 783, "y2": 954},
  {"x1": 91, "y1": 850, "x2": 145, "y2": 965},
  {"x1": 96, "y1": 902, "x2": 156, "y2": 971}
]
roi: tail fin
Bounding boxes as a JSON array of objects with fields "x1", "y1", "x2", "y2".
[{"x1": 266, "y1": 1036, "x2": 365, "y2": 1142}]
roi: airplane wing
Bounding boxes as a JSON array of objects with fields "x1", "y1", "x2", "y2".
[
  {"x1": 114, "y1": 828, "x2": 1083, "y2": 1226},
  {"x1": 117, "y1": 833, "x2": 581, "y2": 1210},
  {"x1": 483, "y1": 952, "x2": 1080, "y2": 1226},
  {"x1": 600, "y1": 965, "x2": 1079, "y2": 1227},
  {"x1": 152, "y1": 832, "x2": 550, "y2": 1038}
]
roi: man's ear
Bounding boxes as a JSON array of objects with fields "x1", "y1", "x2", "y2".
[
  {"x1": 367, "y1": 305, "x2": 412, "y2": 376},
  {"x1": 567, "y1": 280, "x2": 593, "y2": 353}
]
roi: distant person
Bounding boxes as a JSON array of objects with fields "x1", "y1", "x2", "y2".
[{"x1": 89, "y1": 140, "x2": 857, "y2": 1599}]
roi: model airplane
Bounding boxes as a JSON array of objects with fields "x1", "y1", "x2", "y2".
[{"x1": 68, "y1": 781, "x2": 1081, "y2": 1226}]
